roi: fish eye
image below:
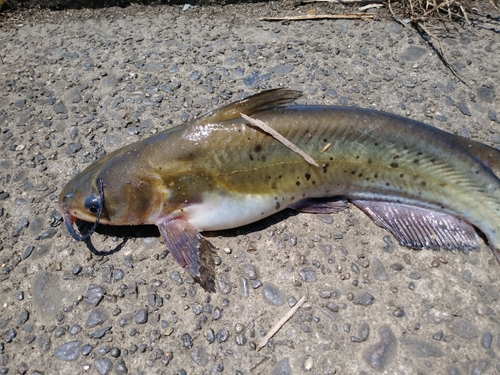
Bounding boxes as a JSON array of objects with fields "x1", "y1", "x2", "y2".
[{"x1": 83, "y1": 194, "x2": 101, "y2": 215}]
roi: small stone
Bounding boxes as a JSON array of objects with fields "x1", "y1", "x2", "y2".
[
  {"x1": 94, "y1": 358, "x2": 113, "y2": 375},
  {"x1": 241, "y1": 264, "x2": 259, "y2": 280},
  {"x1": 303, "y1": 356, "x2": 314, "y2": 371},
  {"x1": 447, "y1": 319, "x2": 478, "y2": 339},
  {"x1": 54, "y1": 340, "x2": 81, "y2": 362},
  {"x1": 400, "y1": 336, "x2": 444, "y2": 357},
  {"x1": 85, "y1": 308, "x2": 107, "y2": 328},
  {"x1": 81, "y1": 344, "x2": 93, "y2": 356},
  {"x1": 262, "y1": 283, "x2": 285, "y2": 305},
  {"x1": 4, "y1": 328, "x2": 16, "y2": 343},
  {"x1": 114, "y1": 359, "x2": 128, "y2": 374},
  {"x1": 135, "y1": 308, "x2": 148, "y2": 324},
  {"x1": 299, "y1": 267, "x2": 317, "y2": 282},
  {"x1": 353, "y1": 292, "x2": 375, "y2": 306},
  {"x1": 362, "y1": 325, "x2": 397, "y2": 372},
  {"x1": 191, "y1": 346, "x2": 209, "y2": 366},
  {"x1": 480, "y1": 332, "x2": 493, "y2": 349}
]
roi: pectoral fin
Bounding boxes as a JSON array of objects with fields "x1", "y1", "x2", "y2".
[
  {"x1": 351, "y1": 200, "x2": 478, "y2": 251},
  {"x1": 158, "y1": 219, "x2": 216, "y2": 293}
]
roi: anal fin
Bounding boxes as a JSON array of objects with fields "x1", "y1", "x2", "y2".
[
  {"x1": 290, "y1": 198, "x2": 349, "y2": 214},
  {"x1": 158, "y1": 219, "x2": 216, "y2": 293},
  {"x1": 351, "y1": 200, "x2": 478, "y2": 252}
]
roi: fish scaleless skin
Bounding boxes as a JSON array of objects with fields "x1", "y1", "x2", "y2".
[{"x1": 59, "y1": 89, "x2": 500, "y2": 291}]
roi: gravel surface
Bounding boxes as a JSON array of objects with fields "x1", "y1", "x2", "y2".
[{"x1": 1, "y1": 2, "x2": 500, "y2": 374}]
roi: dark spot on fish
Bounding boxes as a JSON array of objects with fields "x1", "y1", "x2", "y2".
[
  {"x1": 267, "y1": 175, "x2": 271, "y2": 179},
  {"x1": 254, "y1": 144, "x2": 262, "y2": 152},
  {"x1": 322, "y1": 163, "x2": 329, "y2": 173},
  {"x1": 351, "y1": 171, "x2": 356, "y2": 175},
  {"x1": 430, "y1": 158, "x2": 436, "y2": 163},
  {"x1": 386, "y1": 182, "x2": 390, "y2": 186},
  {"x1": 275, "y1": 202, "x2": 281, "y2": 210},
  {"x1": 323, "y1": 139, "x2": 328, "y2": 142},
  {"x1": 305, "y1": 173, "x2": 311, "y2": 181},
  {"x1": 358, "y1": 173, "x2": 363, "y2": 178},
  {"x1": 374, "y1": 174, "x2": 378, "y2": 178},
  {"x1": 390, "y1": 162, "x2": 398, "y2": 168},
  {"x1": 296, "y1": 181, "x2": 301, "y2": 186},
  {"x1": 400, "y1": 174, "x2": 404, "y2": 178},
  {"x1": 439, "y1": 182, "x2": 446, "y2": 187},
  {"x1": 249, "y1": 154, "x2": 254, "y2": 161},
  {"x1": 356, "y1": 155, "x2": 360, "y2": 159},
  {"x1": 417, "y1": 152, "x2": 423, "y2": 156},
  {"x1": 413, "y1": 159, "x2": 419, "y2": 164},
  {"x1": 272, "y1": 183, "x2": 277, "y2": 189},
  {"x1": 374, "y1": 142, "x2": 379, "y2": 146},
  {"x1": 312, "y1": 181, "x2": 316, "y2": 185},
  {"x1": 330, "y1": 157, "x2": 333, "y2": 161},
  {"x1": 344, "y1": 170, "x2": 347, "y2": 174},
  {"x1": 367, "y1": 158, "x2": 373, "y2": 164},
  {"x1": 393, "y1": 155, "x2": 400, "y2": 160},
  {"x1": 291, "y1": 196, "x2": 295, "y2": 201},
  {"x1": 279, "y1": 175, "x2": 282, "y2": 179},
  {"x1": 421, "y1": 181, "x2": 427, "y2": 187}
]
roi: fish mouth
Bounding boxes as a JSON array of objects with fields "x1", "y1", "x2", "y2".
[{"x1": 61, "y1": 178, "x2": 105, "y2": 242}]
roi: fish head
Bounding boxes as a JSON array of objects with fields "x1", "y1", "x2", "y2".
[
  {"x1": 58, "y1": 154, "x2": 115, "y2": 233},
  {"x1": 59, "y1": 144, "x2": 170, "y2": 241}
]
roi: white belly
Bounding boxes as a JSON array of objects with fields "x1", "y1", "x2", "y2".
[{"x1": 183, "y1": 193, "x2": 287, "y2": 231}]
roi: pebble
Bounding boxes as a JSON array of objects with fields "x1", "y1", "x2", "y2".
[
  {"x1": 400, "y1": 336, "x2": 444, "y2": 357},
  {"x1": 299, "y1": 267, "x2": 317, "y2": 282},
  {"x1": 181, "y1": 333, "x2": 193, "y2": 349},
  {"x1": 371, "y1": 257, "x2": 388, "y2": 281},
  {"x1": 241, "y1": 264, "x2": 259, "y2": 280},
  {"x1": 303, "y1": 356, "x2": 314, "y2": 371},
  {"x1": 135, "y1": 308, "x2": 148, "y2": 324},
  {"x1": 191, "y1": 346, "x2": 208, "y2": 366},
  {"x1": 54, "y1": 340, "x2": 81, "y2": 362},
  {"x1": 261, "y1": 283, "x2": 285, "y2": 305},
  {"x1": 362, "y1": 325, "x2": 397, "y2": 371},
  {"x1": 94, "y1": 358, "x2": 113, "y2": 375},
  {"x1": 447, "y1": 319, "x2": 478, "y2": 339},
  {"x1": 353, "y1": 292, "x2": 375, "y2": 306},
  {"x1": 269, "y1": 357, "x2": 292, "y2": 375},
  {"x1": 481, "y1": 333, "x2": 493, "y2": 349},
  {"x1": 85, "y1": 308, "x2": 107, "y2": 328},
  {"x1": 114, "y1": 359, "x2": 128, "y2": 374}
]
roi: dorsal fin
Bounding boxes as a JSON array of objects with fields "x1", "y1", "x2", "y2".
[{"x1": 200, "y1": 89, "x2": 302, "y2": 123}]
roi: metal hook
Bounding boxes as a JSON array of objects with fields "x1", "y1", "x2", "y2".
[{"x1": 63, "y1": 178, "x2": 104, "y2": 241}]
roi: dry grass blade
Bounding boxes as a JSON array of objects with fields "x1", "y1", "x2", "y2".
[
  {"x1": 241, "y1": 114, "x2": 319, "y2": 167},
  {"x1": 256, "y1": 292, "x2": 308, "y2": 351},
  {"x1": 260, "y1": 13, "x2": 373, "y2": 21}
]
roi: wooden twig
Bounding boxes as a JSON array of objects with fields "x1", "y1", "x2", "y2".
[
  {"x1": 416, "y1": 21, "x2": 472, "y2": 89},
  {"x1": 241, "y1": 114, "x2": 319, "y2": 167},
  {"x1": 256, "y1": 293, "x2": 308, "y2": 351},
  {"x1": 260, "y1": 13, "x2": 374, "y2": 21},
  {"x1": 302, "y1": 0, "x2": 392, "y2": 3},
  {"x1": 359, "y1": 3, "x2": 384, "y2": 10}
]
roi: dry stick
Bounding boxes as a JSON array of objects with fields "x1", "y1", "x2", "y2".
[
  {"x1": 302, "y1": 0, "x2": 393, "y2": 3},
  {"x1": 416, "y1": 21, "x2": 472, "y2": 89},
  {"x1": 388, "y1": 0, "x2": 471, "y2": 88},
  {"x1": 256, "y1": 292, "x2": 308, "y2": 351},
  {"x1": 260, "y1": 13, "x2": 374, "y2": 21},
  {"x1": 241, "y1": 114, "x2": 319, "y2": 167}
]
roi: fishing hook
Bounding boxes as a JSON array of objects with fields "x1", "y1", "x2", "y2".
[{"x1": 63, "y1": 177, "x2": 104, "y2": 241}]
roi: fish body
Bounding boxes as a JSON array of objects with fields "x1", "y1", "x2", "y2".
[{"x1": 59, "y1": 89, "x2": 500, "y2": 291}]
